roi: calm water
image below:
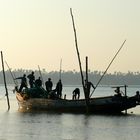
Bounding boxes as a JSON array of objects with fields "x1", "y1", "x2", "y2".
[{"x1": 0, "y1": 85, "x2": 140, "y2": 140}]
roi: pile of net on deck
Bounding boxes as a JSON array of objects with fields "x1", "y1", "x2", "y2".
[{"x1": 22, "y1": 87, "x2": 58, "y2": 99}]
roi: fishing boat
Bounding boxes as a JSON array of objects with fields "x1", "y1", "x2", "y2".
[
  {"x1": 15, "y1": 10, "x2": 140, "y2": 114},
  {"x1": 15, "y1": 85, "x2": 140, "y2": 114},
  {"x1": 7, "y1": 9, "x2": 140, "y2": 114}
]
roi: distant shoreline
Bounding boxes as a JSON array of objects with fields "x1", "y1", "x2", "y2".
[{"x1": 1, "y1": 69, "x2": 140, "y2": 85}]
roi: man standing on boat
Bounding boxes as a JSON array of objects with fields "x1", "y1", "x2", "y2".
[
  {"x1": 15, "y1": 74, "x2": 28, "y2": 92},
  {"x1": 85, "y1": 80, "x2": 95, "y2": 99},
  {"x1": 45, "y1": 78, "x2": 53, "y2": 92},
  {"x1": 35, "y1": 77, "x2": 42, "y2": 87},
  {"x1": 27, "y1": 71, "x2": 35, "y2": 88},
  {"x1": 56, "y1": 79, "x2": 63, "y2": 98}
]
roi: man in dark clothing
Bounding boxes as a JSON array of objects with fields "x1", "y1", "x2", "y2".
[
  {"x1": 85, "y1": 80, "x2": 95, "y2": 99},
  {"x1": 15, "y1": 74, "x2": 28, "y2": 92},
  {"x1": 27, "y1": 71, "x2": 35, "y2": 88},
  {"x1": 56, "y1": 79, "x2": 62, "y2": 98},
  {"x1": 45, "y1": 78, "x2": 53, "y2": 92},
  {"x1": 35, "y1": 77, "x2": 42, "y2": 87},
  {"x1": 114, "y1": 87, "x2": 122, "y2": 97},
  {"x1": 72, "y1": 88, "x2": 80, "y2": 100}
]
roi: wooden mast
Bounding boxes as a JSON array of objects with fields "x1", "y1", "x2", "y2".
[
  {"x1": 124, "y1": 85, "x2": 127, "y2": 114},
  {"x1": 86, "y1": 57, "x2": 88, "y2": 83},
  {"x1": 1, "y1": 51, "x2": 10, "y2": 110},
  {"x1": 85, "y1": 56, "x2": 90, "y2": 110},
  {"x1": 70, "y1": 8, "x2": 89, "y2": 112},
  {"x1": 59, "y1": 58, "x2": 62, "y2": 80},
  {"x1": 38, "y1": 65, "x2": 45, "y2": 88}
]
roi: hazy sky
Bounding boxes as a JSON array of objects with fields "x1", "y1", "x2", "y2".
[{"x1": 0, "y1": 0, "x2": 140, "y2": 73}]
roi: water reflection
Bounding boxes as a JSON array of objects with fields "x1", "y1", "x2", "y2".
[
  {"x1": 0, "y1": 86, "x2": 140, "y2": 140},
  {"x1": 0, "y1": 110, "x2": 140, "y2": 140}
]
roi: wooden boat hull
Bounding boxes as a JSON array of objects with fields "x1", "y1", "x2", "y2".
[{"x1": 16, "y1": 93, "x2": 137, "y2": 113}]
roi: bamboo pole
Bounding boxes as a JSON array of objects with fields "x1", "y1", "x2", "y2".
[
  {"x1": 38, "y1": 65, "x2": 45, "y2": 88},
  {"x1": 59, "y1": 58, "x2": 62, "y2": 80},
  {"x1": 86, "y1": 56, "x2": 88, "y2": 84},
  {"x1": 1, "y1": 51, "x2": 10, "y2": 110},
  {"x1": 90, "y1": 40, "x2": 126, "y2": 98},
  {"x1": 85, "y1": 56, "x2": 90, "y2": 109},
  {"x1": 124, "y1": 85, "x2": 127, "y2": 114},
  {"x1": 5, "y1": 61, "x2": 18, "y2": 86},
  {"x1": 70, "y1": 8, "x2": 88, "y2": 112}
]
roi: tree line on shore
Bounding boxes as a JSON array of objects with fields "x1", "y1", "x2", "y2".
[{"x1": 0, "y1": 69, "x2": 140, "y2": 86}]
